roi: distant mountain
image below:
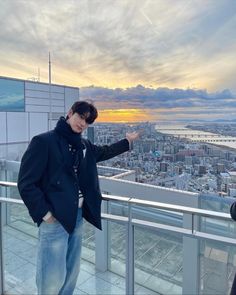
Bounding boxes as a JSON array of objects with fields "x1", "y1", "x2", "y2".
[{"x1": 174, "y1": 118, "x2": 236, "y2": 123}]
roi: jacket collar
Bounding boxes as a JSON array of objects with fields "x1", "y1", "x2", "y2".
[{"x1": 56, "y1": 133, "x2": 87, "y2": 174}]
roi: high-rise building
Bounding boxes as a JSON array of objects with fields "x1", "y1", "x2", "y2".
[
  {"x1": 217, "y1": 163, "x2": 225, "y2": 174},
  {"x1": 87, "y1": 126, "x2": 95, "y2": 143},
  {"x1": 160, "y1": 162, "x2": 168, "y2": 172},
  {"x1": 197, "y1": 165, "x2": 207, "y2": 176}
]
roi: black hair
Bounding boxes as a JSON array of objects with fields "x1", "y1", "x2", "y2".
[{"x1": 68, "y1": 101, "x2": 98, "y2": 124}]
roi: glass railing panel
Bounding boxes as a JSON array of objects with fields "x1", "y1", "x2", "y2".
[
  {"x1": 200, "y1": 239, "x2": 236, "y2": 295},
  {"x1": 4, "y1": 170, "x2": 96, "y2": 264},
  {"x1": 3, "y1": 210, "x2": 38, "y2": 294},
  {"x1": 200, "y1": 216, "x2": 236, "y2": 240},
  {"x1": 82, "y1": 220, "x2": 95, "y2": 264},
  {"x1": 134, "y1": 226, "x2": 183, "y2": 295},
  {"x1": 132, "y1": 204, "x2": 183, "y2": 228},
  {"x1": 8, "y1": 203, "x2": 38, "y2": 238},
  {"x1": 6, "y1": 170, "x2": 20, "y2": 199},
  {"x1": 2, "y1": 179, "x2": 236, "y2": 295},
  {"x1": 0, "y1": 144, "x2": 7, "y2": 161},
  {"x1": 200, "y1": 193, "x2": 233, "y2": 213},
  {"x1": 107, "y1": 202, "x2": 183, "y2": 228},
  {"x1": 108, "y1": 218, "x2": 183, "y2": 294},
  {"x1": 5, "y1": 171, "x2": 38, "y2": 237},
  {"x1": 6, "y1": 143, "x2": 28, "y2": 162},
  {"x1": 108, "y1": 200, "x2": 129, "y2": 217},
  {"x1": 8, "y1": 205, "x2": 96, "y2": 264},
  {"x1": 108, "y1": 221, "x2": 126, "y2": 278},
  {"x1": 2, "y1": 222, "x2": 121, "y2": 295}
]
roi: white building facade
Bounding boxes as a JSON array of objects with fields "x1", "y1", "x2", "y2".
[{"x1": 0, "y1": 76, "x2": 79, "y2": 161}]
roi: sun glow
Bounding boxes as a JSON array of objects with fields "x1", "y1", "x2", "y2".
[{"x1": 97, "y1": 108, "x2": 151, "y2": 123}]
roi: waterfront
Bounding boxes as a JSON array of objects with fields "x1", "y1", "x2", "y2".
[{"x1": 156, "y1": 123, "x2": 236, "y2": 150}]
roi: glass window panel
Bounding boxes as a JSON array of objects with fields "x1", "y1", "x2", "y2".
[{"x1": 0, "y1": 78, "x2": 24, "y2": 112}]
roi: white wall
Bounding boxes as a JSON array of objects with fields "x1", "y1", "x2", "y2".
[
  {"x1": 29, "y1": 113, "x2": 48, "y2": 139},
  {"x1": 25, "y1": 82, "x2": 65, "y2": 114},
  {"x1": 0, "y1": 78, "x2": 80, "y2": 147},
  {"x1": 100, "y1": 176, "x2": 199, "y2": 207},
  {"x1": 65, "y1": 87, "x2": 79, "y2": 113},
  {"x1": 7, "y1": 113, "x2": 29, "y2": 143}
]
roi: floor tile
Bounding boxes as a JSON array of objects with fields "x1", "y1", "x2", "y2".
[{"x1": 79, "y1": 276, "x2": 125, "y2": 295}]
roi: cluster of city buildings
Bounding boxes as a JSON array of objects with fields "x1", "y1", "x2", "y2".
[{"x1": 89, "y1": 122, "x2": 236, "y2": 198}]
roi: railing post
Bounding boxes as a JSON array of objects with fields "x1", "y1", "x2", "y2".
[
  {"x1": 0, "y1": 202, "x2": 5, "y2": 294},
  {"x1": 0, "y1": 169, "x2": 6, "y2": 294},
  {"x1": 126, "y1": 202, "x2": 134, "y2": 295},
  {"x1": 182, "y1": 213, "x2": 199, "y2": 295},
  {"x1": 95, "y1": 200, "x2": 108, "y2": 271}
]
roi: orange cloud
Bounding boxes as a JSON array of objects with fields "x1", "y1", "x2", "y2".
[
  {"x1": 96, "y1": 106, "x2": 236, "y2": 123},
  {"x1": 97, "y1": 108, "x2": 152, "y2": 123}
]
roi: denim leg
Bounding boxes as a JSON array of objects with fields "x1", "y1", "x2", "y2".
[
  {"x1": 59, "y1": 209, "x2": 83, "y2": 295},
  {"x1": 36, "y1": 220, "x2": 69, "y2": 295}
]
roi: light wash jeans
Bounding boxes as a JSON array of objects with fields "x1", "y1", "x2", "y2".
[{"x1": 36, "y1": 209, "x2": 83, "y2": 295}]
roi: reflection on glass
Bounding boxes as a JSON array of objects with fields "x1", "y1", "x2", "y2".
[
  {"x1": 109, "y1": 221, "x2": 126, "y2": 277},
  {"x1": 82, "y1": 221, "x2": 95, "y2": 263},
  {"x1": 134, "y1": 226, "x2": 183, "y2": 294},
  {"x1": 200, "y1": 240, "x2": 236, "y2": 295},
  {"x1": 3, "y1": 221, "x2": 38, "y2": 294},
  {"x1": 6, "y1": 171, "x2": 38, "y2": 237}
]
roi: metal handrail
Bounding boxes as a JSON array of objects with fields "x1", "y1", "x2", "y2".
[
  {"x1": 0, "y1": 180, "x2": 232, "y2": 220},
  {"x1": 103, "y1": 195, "x2": 232, "y2": 221},
  {"x1": 0, "y1": 181, "x2": 17, "y2": 187}
]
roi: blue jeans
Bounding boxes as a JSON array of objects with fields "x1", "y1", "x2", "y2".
[{"x1": 36, "y1": 209, "x2": 83, "y2": 295}]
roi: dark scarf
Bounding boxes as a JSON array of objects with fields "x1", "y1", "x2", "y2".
[
  {"x1": 55, "y1": 117, "x2": 85, "y2": 169},
  {"x1": 55, "y1": 117, "x2": 84, "y2": 149}
]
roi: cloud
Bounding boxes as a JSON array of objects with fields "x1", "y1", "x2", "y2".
[
  {"x1": 80, "y1": 84, "x2": 235, "y2": 110},
  {"x1": 0, "y1": 0, "x2": 235, "y2": 92}
]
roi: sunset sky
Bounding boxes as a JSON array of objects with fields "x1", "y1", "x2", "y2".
[{"x1": 1, "y1": 0, "x2": 236, "y2": 122}]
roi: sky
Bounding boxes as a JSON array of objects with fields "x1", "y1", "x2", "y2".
[{"x1": 1, "y1": 0, "x2": 236, "y2": 122}]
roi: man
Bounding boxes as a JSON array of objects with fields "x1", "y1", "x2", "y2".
[{"x1": 18, "y1": 101, "x2": 139, "y2": 295}]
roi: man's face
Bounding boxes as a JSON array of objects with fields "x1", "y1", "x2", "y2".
[{"x1": 67, "y1": 110, "x2": 89, "y2": 133}]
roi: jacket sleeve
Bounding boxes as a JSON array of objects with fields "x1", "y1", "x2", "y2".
[
  {"x1": 17, "y1": 135, "x2": 52, "y2": 223},
  {"x1": 230, "y1": 202, "x2": 236, "y2": 221},
  {"x1": 89, "y1": 139, "x2": 130, "y2": 163}
]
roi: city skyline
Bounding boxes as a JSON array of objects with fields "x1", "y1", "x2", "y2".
[{"x1": 1, "y1": 0, "x2": 236, "y2": 122}]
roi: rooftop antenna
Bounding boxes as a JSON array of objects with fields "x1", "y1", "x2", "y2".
[{"x1": 49, "y1": 52, "x2": 52, "y2": 130}]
